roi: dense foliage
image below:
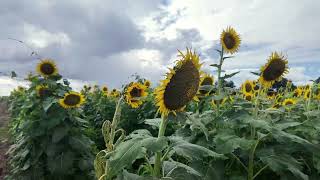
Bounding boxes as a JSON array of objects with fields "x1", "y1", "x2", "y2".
[
  {"x1": 4, "y1": 26, "x2": 320, "y2": 180},
  {"x1": 6, "y1": 75, "x2": 95, "y2": 180}
]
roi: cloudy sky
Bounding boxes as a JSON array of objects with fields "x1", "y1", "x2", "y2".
[{"x1": 0, "y1": 0, "x2": 319, "y2": 95}]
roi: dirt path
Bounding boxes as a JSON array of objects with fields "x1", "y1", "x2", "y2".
[{"x1": 0, "y1": 101, "x2": 10, "y2": 179}]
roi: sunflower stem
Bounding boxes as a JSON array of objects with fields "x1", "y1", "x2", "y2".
[
  {"x1": 216, "y1": 46, "x2": 224, "y2": 116},
  {"x1": 154, "y1": 116, "x2": 168, "y2": 177},
  {"x1": 108, "y1": 96, "x2": 123, "y2": 151}
]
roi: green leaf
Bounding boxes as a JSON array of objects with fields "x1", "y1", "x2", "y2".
[
  {"x1": 140, "y1": 136, "x2": 168, "y2": 152},
  {"x1": 221, "y1": 71, "x2": 240, "y2": 80},
  {"x1": 214, "y1": 134, "x2": 255, "y2": 153},
  {"x1": 43, "y1": 97, "x2": 57, "y2": 112},
  {"x1": 108, "y1": 138, "x2": 146, "y2": 178},
  {"x1": 251, "y1": 71, "x2": 260, "y2": 76},
  {"x1": 187, "y1": 114, "x2": 209, "y2": 141},
  {"x1": 163, "y1": 161, "x2": 202, "y2": 179},
  {"x1": 47, "y1": 151, "x2": 75, "y2": 175},
  {"x1": 210, "y1": 64, "x2": 220, "y2": 68},
  {"x1": 144, "y1": 118, "x2": 162, "y2": 129},
  {"x1": 260, "y1": 154, "x2": 308, "y2": 180},
  {"x1": 52, "y1": 126, "x2": 69, "y2": 143},
  {"x1": 169, "y1": 137, "x2": 225, "y2": 160},
  {"x1": 116, "y1": 170, "x2": 148, "y2": 180}
]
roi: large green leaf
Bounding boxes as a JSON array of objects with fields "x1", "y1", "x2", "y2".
[
  {"x1": 169, "y1": 137, "x2": 225, "y2": 160},
  {"x1": 108, "y1": 138, "x2": 146, "y2": 178},
  {"x1": 52, "y1": 126, "x2": 69, "y2": 143},
  {"x1": 163, "y1": 161, "x2": 202, "y2": 180},
  {"x1": 260, "y1": 154, "x2": 308, "y2": 180}
]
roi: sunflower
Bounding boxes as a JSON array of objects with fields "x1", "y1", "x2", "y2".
[
  {"x1": 59, "y1": 91, "x2": 85, "y2": 109},
  {"x1": 259, "y1": 52, "x2": 288, "y2": 87},
  {"x1": 266, "y1": 89, "x2": 276, "y2": 99},
  {"x1": 303, "y1": 89, "x2": 311, "y2": 100},
  {"x1": 293, "y1": 87, "x2": 303, "y2": 97},
  {"x1": 244, "y1": 92, "x2": 253, "y2": 101},
  {"x1": 144, "y1": 80, "x2": 151, "y2": 88},
  {"x1": 36, "y1": 59, "x2": 58, "y2": 77},
  {"x1": 282, "y1": 98, "x2": 296, "y2": 106},
  {"x1": 102, "y1": 86, "x2": 108, "y2": 96},
  {"x1": 199, "y1": 74, "x2": 214, "y2": 96},
  {"x1": 125, "y1": 82, "x2": 148, "y2": 108},
  {"x1": 155, "y1": 48, "x2": 201, "y2": 117},
  {"x1": 36, "y1": 85, "x2": 50, "y2": 97},
  {"x1": 220, "y1": 26, "x2": 241, "y2": 54},
  {"x1": 110, "y1": 89, "x2": 120, "y2": 98},
  {"x1": 241, "y1": 80, "x2": 254, "y2": 94}
]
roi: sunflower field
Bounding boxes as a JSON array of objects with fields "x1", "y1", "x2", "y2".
[{"x1": 4, "y1": 27, "x2": 320, "y2": 180}]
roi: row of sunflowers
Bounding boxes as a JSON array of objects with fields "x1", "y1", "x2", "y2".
[{"x1": 5, "y1": 27, "x2": 320, "y2": 180}]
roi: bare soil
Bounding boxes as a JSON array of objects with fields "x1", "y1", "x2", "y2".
[{"x1": 0, "y1": 101, "x2": 10, "y2": 179}]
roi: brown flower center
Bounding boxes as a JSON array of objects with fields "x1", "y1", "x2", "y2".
[
  {"x1": 40, "y1": 63, "x2": 55, "y2": 75},
  {"x1": 262, "y1": 59, "x2": 286, "y2": 81},
  {"x1": 223, "y1": 33, "x2": 236, "y2": 49},
  {"x1": 130, "y1": 87, "x2": 142, "y2": 97},
  {"x1": 163, "y1": 60, "x2": 200, "y2": 110},
  {"x1": 64, "y1": 94, "x2": 81, "y2": 106},
  {"x1": 245, "y1": 83, "x2": 252, "y2": 92}
]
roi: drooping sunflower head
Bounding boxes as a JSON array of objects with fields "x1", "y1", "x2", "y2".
[
  {"x1": 220, "y1": 26, "x2": 241, "y2": 54},
  {"x1": 199, "y1": 74, "x2": 214, "y2": 96},
  {"x1": 59, "y1": 91, "x2": 85, "y2": 109},
  {"x1": 241, "y1": 80, "x2": 254, "y2": 94},
  {"x1": 259, "y1": 52, "x2": 288, "y2": 87},
  {"x1": 36, "y1": 59, "x2": 58, "y2": 77},
  {"x1": 243, "y1": 92, "x2": 253, "y2": 101},
  {"x1": 125, "y1": 82, "x2": 148, "y2": 108},
  {"x1": 144, "y1": 80, "x2": 151, "y2": 88},
  {"x1": 155, "y1": 48, "x2": 201, "y2": 117},
  {"x1": 36, "y1": 85, "x2": 50, "y2": 97},
  {"x1": 282, "y1": 98, "x2": 296, "y2": 106}
]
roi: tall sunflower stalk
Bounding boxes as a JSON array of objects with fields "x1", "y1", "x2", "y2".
[
  {"x1": 214, "y1": 27, "x2": 241, "y2": 116},
  {"x1": 154, "y1": 48, "x2": 202, "y2": 177},
  {"x1": 246, "y1": 51, "x2": 288, "y2": 180}
]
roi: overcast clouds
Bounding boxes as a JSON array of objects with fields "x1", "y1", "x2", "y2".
[{"x1": 0, "y1": 0, "x2": 320, "y2": 95}]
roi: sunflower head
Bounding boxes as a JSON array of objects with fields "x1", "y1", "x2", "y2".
[
  {"x1": 259, "y1": 52, "x2": 288, "y2": 87},
  {"x1": 199, "y1": 74, "x2": 214, "y2": 96},
  {"x1": 241, "y1": 80, "x2": 254, "y2": 94},
  {"x1": 110, "y1": 89, "x2": 121, "y2": 98},
  {"x1": 282, "y1": 98, "x2": 296, "y2": 106},
  {"x1": 244, "y1": 92, "x2": 253, "y2": 101},
  {"x1": 125, "y1": 82, "x2": 148, "y2": 108},
  {"x1": 293, "y1": 87, "x2": 303, "y2": 97},
  {"x1": 266, "y1": 89, "x2": 277, "y2": 99},
  {"x1": 155, "y1": 48, "x2": 201, "y2": 117},
  {"x1": 59, "y1": 91, "x2": 85, "y2": 109},
  {"x1": 36, "y1": 85, "x2": 50, "y2": 97},
  {"x1": 36, "y1": 59, "x2": 58, "y2": 77},
  {"x1": 220, "y1": 26, "x2": 241, "y2": 54},
  {"x1": 144, "y1": 80, "x2": 151, "y2": 88},
  {"x1": 304, "y1": 89, "x2": 311, "y2": 100}
]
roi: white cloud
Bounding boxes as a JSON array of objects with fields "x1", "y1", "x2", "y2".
[
  {"x1": 23, "y1": 23, "x2": 71, "y2": 48},
  {"x1": 139, "y1": 0, "x2": 320, "y2": 85},
  {"x1": 0, "y1": 76, "x2": 88, "y2": 96}
]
